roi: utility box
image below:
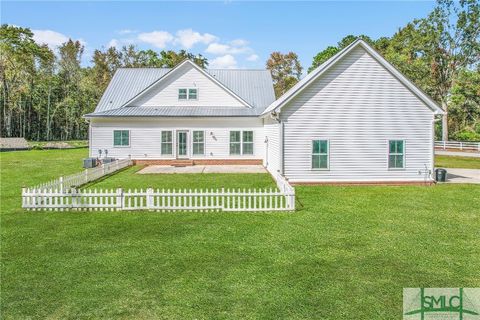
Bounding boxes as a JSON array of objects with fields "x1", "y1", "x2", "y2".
[{"x1": 83, "y1": 158, "x2": 97, "y2": 168}]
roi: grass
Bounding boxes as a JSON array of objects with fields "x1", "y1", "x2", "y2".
[
  {"x1": 87, "y1": 165, "x2": 276, "y2": 190},
  {"x1": 1, "y1": 149, "x2": 479, "y2": 319},
  {"x1": 435, "y1": 155, "x2": 480, "y2": 169}
]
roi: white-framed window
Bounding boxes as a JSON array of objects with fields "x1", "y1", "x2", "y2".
[
  {"x1": 242, "y1": 131, "x2": 254, "y2": 155},
  {"x1": 192, "y1": 130, "x2": 205, "y2": 155},
  {"x1": 113, "y1": 130, "x2": 130, "y2": 147},
  {"x1": 230, "y1": 130, "x2": 254, "y2": 155},
  {"x1": 161, "y1": 131, "x2": 173, "y2": 155},
  {"x1": 178, "y1": 88, "x2": 187, "y2": 100},
  {"x1": 178, "y1": 88, "x2": 198, "y2": 100},
  {"x1": 188, "y1": 88, "x2": 198, "y2": 100},
  {"x1": 388, "y1": 140, "x2": 405, "y2": 169},
  {"x1": 312, "y1": 140, "x2": 329, "y2": 170}
]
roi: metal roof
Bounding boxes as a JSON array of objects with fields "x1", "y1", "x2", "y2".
[
  {"x1": 85, "y1": 106, "x2": 261, "y2": 118},
  {"x1": 91, "y1": 65, "x2": 275, "y2": 117}
]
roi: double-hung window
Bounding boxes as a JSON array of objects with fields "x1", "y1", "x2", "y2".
[
  {"x1": 178, "y1": 88, "x2": 198, "y2": 100},
  {"x1": 388, "y1": 140, "x2": 405, "y2": 169},
  {"x1": 188, "y1": 88, "x2": 198, "y2": 100},
  {"x1": 178, "y1": 89, "x2": 187, "y2": 100},
  {"x1": 312, "y1": 140, "x2": 329, "y2": 169},
  {"x1": 230, "y1": 131, "x2": 241, "y2": 155},
  {"x1": 230, "y1": 131, "x2": 254, "y2": 155},
  {"x1": 113, "y1": 130, "x2": 129, "y2": 147},
  {"x1": 192, "y1": 131, "x2": 205, "y2": 155},
  {"x1": 161, "y1": 131, "x2": 173, "y2": 155}
]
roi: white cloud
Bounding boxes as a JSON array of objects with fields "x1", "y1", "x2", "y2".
[
  {"x1": 174, "y1": 29, "x2": 217, "y2": 49},
  {"x1": 118, "y1": 29, "x2": 136, "y2": 35},
  {"x1": 210, "y1": 54, "x2": 237, "y2": 69},
  {"x1": 32, "y1": 29, "x2": 69, "y2": 49},
  {"x1": 230, "y1": 39, "x2": 248, "y2": 47},
  {"x1": 246, "y1": 54, "x2": 259, "y2": 62},
  {"x1": 205, "y1": 43, "x2": 231, "y2": 55},
  {"x1": 107, "y1": 39, "x2": 119, "y2": 48},
  {"x1": 138, "y1": 31, "x2": 174, "y2": 48}
]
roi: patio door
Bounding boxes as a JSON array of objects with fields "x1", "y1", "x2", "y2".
[{"x1": 176, "y1": 130, "x2": 189, "y2": 158}]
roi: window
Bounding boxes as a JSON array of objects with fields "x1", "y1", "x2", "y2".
[
  {"x1": 188, "y1": 88, "x2": 198, "y2": 100},
  {"x1": 113, "y1": 130, "x2": 129, "y2": 147},
  {"x1": 192, "y1": 131, "x2": 204, "y2": 155},
  {"x1": 161, "y1": 131, "x2": 173, "y2": 155},
  {"x1": 178, "y1": 88, "x2": 187, "y2": 100},
  {"x1": 230, "y1": 131, "x2": 241, "y2": 155},
  {"x1": 178, "y1": 88, "x2": 198, "y2": 100},
  {"x1": 388, "y1": 140, "x2": 405, "y2": 169},
  {"x1": 230, "y1": 131, "x2": 254, "y2": 155},
  {"x1": 242, "y1": 131, "x2": 254, "y2": 155},
  {"x1": 312, "y1": 140, "x2": 329, "y2": 169}
]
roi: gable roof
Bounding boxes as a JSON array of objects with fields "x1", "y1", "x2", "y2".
[
  {"x1": 88, "y1": 60, "x2": 275, "y2": 118},
  {"x1": 261, "y1": 39, "x2": 444, "y2": 116}
]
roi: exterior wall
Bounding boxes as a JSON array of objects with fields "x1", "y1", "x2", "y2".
[
  {"x1": 132, "y1": 63, "x2": 245, "y2": 107},
  {"x1": 263, "y1": 117, "x2": 281, "y2": 174},
  {"x1": 89, "y1": 117, "x2": 265, "y2": 161},
  {"x1": 280, "y1": 46, "x2": 435, "y2": 183}
]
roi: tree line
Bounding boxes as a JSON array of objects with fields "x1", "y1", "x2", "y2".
[{"x1": 1, "y1": 0, "x2": 479, "y2": 141}]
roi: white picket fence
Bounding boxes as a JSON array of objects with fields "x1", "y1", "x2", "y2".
[
  {"x1": 33, "y1": 158, "x2": 133, "y2": 191},
  {"x1": 22, "y1": 162, "x2": 295, "y2": 212},
  {"x1": 435, "y1": 141, "x2": 480, "y2": 152},
  {"x1": 22, "y1": 186, "x2": 295, "y2": 212}
]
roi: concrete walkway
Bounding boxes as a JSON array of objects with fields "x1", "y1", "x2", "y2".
[
  {"x1": 435, "y1": 150, "x2": 480, "y2": 158},
  {"x1": 137, "y1": 165, "x2": 267, "y2": 174},
  {"x1": 441, "y1": 168, "x2": 480, "y2": 184}
]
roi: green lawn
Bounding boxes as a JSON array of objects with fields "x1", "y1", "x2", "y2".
[
  {"x1": 1, "y1": 149, "x2": 479, "y2": 319},
  {"x1": 435, "y1": 155, "x2": 480, "y2": 169}
]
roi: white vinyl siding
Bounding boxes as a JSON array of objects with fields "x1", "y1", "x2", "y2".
[
  {"x1": 280, "y1": 46, "x2": 434, "y2": 182},
  {"x1": 113, "y1": 130, "x2": 129, "y2": 147},
  {"x1": 90, "y1": 118, "x2": 264, "y2": 160},
  {"x1": 133, "y1": 63, "x2": 244, "y2": 107},
  {"x1": 263, "y1": 118, "x2": 281, "y2": 173}
]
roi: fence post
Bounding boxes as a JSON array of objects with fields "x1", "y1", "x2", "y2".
[
  {"x1": 443, "y1": 141, "x2": 446, "y2": 150},
  {"x1": 84, "y1": 169, "x2": 88, "y2": 184},
  {"x1": 59, "y1": 176, "x2": 64, "y2": 193},
  {"x1": 116, "y1": 187, "x2": 123, "y2": 211},
  {"x1": 21, "y1": 187, "x2": 26, "y2": 209},
  {"x1": 71, "y1": 187, "x2": 77, "y2": 210},
  {"x1": 460, "y1": 142, "x2": 463, "y2": 150},
  {"x1": 147, "y1": 187, "x2": 153, "y2": 210},
  {"x1": 102, "y1": 163, "x2": 106, "y2": 175}
]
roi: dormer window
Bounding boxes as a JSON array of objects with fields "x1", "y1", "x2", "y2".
[
  {"x1": 188, "y1": 88, "x2": 198, "y2": 100},
  {"x1": 178, "y1": 88, "x2": 198, "y2": 100},
  {"x1": 178, "y1": 89, "x2": 187, "y2": 100}
]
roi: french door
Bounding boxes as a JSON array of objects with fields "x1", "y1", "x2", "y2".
[{"x1": 176, "y1": 130, "x2": 189, "y2": 158}]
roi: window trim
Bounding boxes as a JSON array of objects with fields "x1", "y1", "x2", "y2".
[
  {"x1": 178, "y1": 88, "x2": 198, "y2": 101},
  {"x1": 229, "y1": 130, "x2": 254, "y2": 156},
  {"x1": 160, "y1": 130, "x2": 173, "y2": 155},
  {"x1": 387, "y1": 139, "x2": 406, "y2": 170},
  {"x1": 311, "y1": 139, "x2": 329, "y2": 171},
  {"x1": 192, "y1": 130, "x2": 205, "y2": 156},
  {"x1": 113, "y1": 130, "x2": 130, "y2": 148}
]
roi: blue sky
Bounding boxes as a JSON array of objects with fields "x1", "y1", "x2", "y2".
[{"x1": 2, "y1": 1, "x2": 436, "y2": 69}]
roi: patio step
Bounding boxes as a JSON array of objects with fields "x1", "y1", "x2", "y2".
[{"x1": 171, "y1": 159, "x2": 194, "y2": 167}]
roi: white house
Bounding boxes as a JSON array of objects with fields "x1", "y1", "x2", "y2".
[{"x1": 85, "y1": 40, "x2": 444, "y2": 183}]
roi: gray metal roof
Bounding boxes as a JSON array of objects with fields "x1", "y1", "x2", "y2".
[
  {"x1": 85, "y1": 106, "x2": 261, "y2": 118},
  {"x1": 90, "y1": 66, "x2": 275, "y2": 118}
]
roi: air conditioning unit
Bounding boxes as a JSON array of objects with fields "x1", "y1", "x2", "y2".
[{"x1": 83, "y1": 157, "x2": 97, "y2": 168}]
